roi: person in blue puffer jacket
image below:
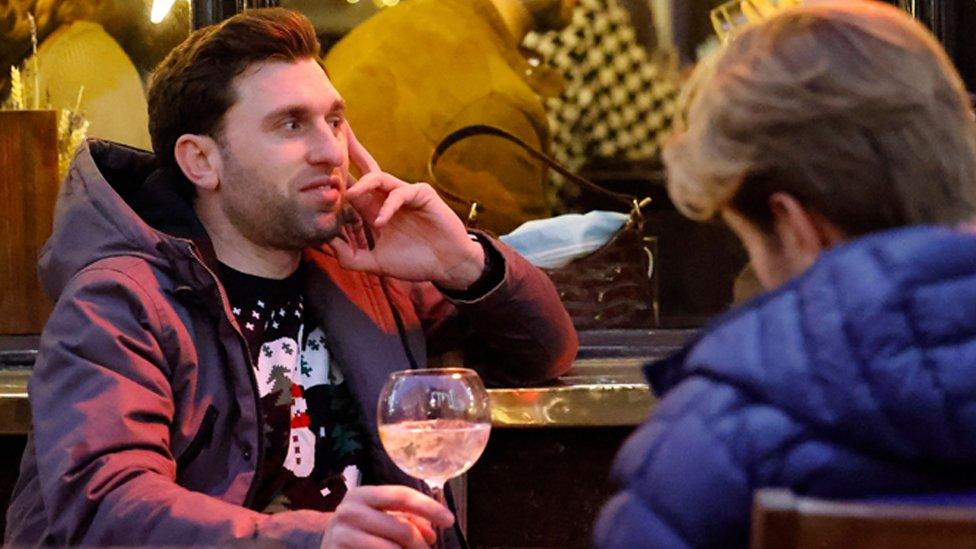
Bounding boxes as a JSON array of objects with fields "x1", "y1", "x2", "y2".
[{"x1": 594, "y1": 2, "x2": 976, "y2": 547}]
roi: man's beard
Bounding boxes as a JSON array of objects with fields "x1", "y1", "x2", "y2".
[{"x1": 219, "y1": 151, "x2": 348, "y2": 251}]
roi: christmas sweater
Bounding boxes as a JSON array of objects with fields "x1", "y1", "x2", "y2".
[{"x1": 219, "y1": 263, "x2": 368, "y2": 513}]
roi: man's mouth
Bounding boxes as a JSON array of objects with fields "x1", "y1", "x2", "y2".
[
  {"x1": 300, "y1": 175, "x2": 343, "y2": 193},
  {"x1": 300, "y1": 176, "x2": 343, "y2": 204}
]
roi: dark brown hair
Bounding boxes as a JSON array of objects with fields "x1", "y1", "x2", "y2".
[{"x1": 147, "y1": 8, "x2": 321, "y2": 184}]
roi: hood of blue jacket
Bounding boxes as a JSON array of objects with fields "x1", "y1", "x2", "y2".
[{"x1": 649, "y1": 225, "x2": 976, "y2": 465}]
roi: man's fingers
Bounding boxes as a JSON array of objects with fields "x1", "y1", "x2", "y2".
[
  {"x1": 321, "y1": 523, "x2": 400, "y2": 549},
  {"x1": 335, "y1": 503, "x2": 430, "y2": 549},
  {"x1": 346, "y1": 172, "x2": 408, "y2": 201},
  {"x1": 339, "y1": 219, "x2": 370, "y2": 251},
  {"x1": 330, "y1": 235, "x2": 353, "y2": 261},
  {"x1": 391, "y1": 512, "x2": 436, "y2": 545},
  {"x1": 367, "y1": 183, "x2": 435, "y2": 227},
  {"x1": 349, "y1": 486, "x2": 454, "y2": 527},
  {"x1": 345, "y1": 123, "x2": 382, "y2": 175},
  {"x1": 374, "y1": 187, "x2": 413, "y2": 227},
  {"x1": 345, "y1": 174, "x2": 423, "y2": 227},
  {"x1": 330, "y1": 237, "x2": 377, "y2": 272}
]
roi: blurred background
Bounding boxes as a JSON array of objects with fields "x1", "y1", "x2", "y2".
[{"x1": 0, "y1": 0, "x2": 972, "y2": 327}]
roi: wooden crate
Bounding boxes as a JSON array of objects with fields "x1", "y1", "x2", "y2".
[{"x1": 0, "y1": 110, "x2": 59, "y2": 334}]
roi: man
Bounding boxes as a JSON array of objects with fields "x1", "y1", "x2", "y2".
[
  {"x1": 4, "y1": 8, "x2": 577, "y2": 548},
  {"x1": 324, "y1": 0, "x2": 577, "y2": 234},
  {"x1": 594, "y1": 2, "x2": 976, "y2": 547}
]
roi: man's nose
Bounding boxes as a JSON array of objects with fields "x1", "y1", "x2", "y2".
[{"x1": 308, "y1": 122, "x2": 346, "y2": 167}]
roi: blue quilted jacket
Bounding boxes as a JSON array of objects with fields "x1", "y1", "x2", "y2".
[{"x1": 594, "y1": 226, "x2": 976, "y2": 548}]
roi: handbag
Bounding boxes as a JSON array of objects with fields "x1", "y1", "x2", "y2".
[{"x1": 429, "y1": 125, "x2": 659, "y2": 329}]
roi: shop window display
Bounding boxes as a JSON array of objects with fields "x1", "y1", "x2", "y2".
[{"x1": 1, "y1": 0, "x2": 190, "y2": 149}]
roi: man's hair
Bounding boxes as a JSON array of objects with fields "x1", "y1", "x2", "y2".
[
  {"x1": 147, "y1": 8, "x2": 321, "y2": 179},
  {"x1": 663, "y1": 1, "x2": 976, "y2": 236}
]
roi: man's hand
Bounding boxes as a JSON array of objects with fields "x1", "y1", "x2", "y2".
[
  {"x1": 320, "y1": 486, "x2": 454, "y2": 549},
  {"x1": 332, "y1": 124, "x2": 486, "y2": 291}
]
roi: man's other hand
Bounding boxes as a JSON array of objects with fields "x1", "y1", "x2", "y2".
[{"x1": 320, "y1": 485, "x2": 454, "y2": 549}]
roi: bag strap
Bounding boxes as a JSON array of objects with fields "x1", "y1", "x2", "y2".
[{"x1": 428, "y1": 124, "x2": 647, "y2": 219}]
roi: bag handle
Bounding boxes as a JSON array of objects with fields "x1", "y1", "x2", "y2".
[{"x1": 427, "y1": 124, "x2": 648, "y2": 223}]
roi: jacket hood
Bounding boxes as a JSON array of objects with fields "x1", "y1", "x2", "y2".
[
  {"x1": 649, "y1": 225, "x2": 976, "y2": 465},
  {"x1": 39, "y1": 139, "x2": 212, "y2": 301}
]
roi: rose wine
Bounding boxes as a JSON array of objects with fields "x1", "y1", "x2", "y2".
[{"x1": 379, "y1": 419, "x2": 491, "y2": 486}]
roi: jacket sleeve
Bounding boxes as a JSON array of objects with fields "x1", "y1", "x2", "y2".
[
  {"x1": 406, "y1": 235, "x2": 578, "y2": 385},
  {"x1": 593, "y1": 379, "x2": 756, "y2": 548},
  {"x1": 29, "y1": 266, "x2": 326, "y2": 547}
]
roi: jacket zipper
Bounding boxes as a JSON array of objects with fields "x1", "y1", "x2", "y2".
[
  {"x1": 183, "y1": 241, "x2": 266, "y2": 508},
  {"x1": 176, "y1": 405, "x2": 219, "y2": 471}
]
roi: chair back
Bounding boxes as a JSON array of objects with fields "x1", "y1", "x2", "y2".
[{"x1": 750, "y1": 488, "x2": 976, "y2": 549}]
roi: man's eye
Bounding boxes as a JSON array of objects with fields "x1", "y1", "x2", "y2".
[
  {"x1": 327, "y1": 117, "x2": 344, "y2": 130},
  {"x1": 282, "y1": 120, "x2": 303, "y2": 132}
]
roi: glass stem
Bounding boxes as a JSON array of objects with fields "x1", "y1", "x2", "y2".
[{"x1": 427, "y1": 481, "x2": 447, "y2": 549}]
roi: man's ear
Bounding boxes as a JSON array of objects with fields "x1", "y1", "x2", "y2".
[
  {"x1": 768, "y1": 192, "x2": 845, "y2": 256},
  {"x1": 174, "y1": 134, "x2": 222, "y2": 191}
]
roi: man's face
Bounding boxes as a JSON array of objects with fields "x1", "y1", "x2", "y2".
[
  {"x1": 213, "y1": 58, "x2": 350, "y2": 251},
  {"x1": 532, "y1": 0, "x2": 578, "y2": 32},
  {"x1": 721, "y1": 207, "x2": 805, "y2": 291}
]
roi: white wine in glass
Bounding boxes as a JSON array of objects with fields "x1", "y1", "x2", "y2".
[{"x1": 377, "y1": 368, "x2": 491, "y2": 548}]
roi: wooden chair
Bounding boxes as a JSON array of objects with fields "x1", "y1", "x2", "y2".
[{"x1": 750, "y1": 488, "x2": 976, "y2": 549}]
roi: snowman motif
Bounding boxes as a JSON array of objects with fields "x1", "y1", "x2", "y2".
[
  {"x1": 284, "y1": 328, "x2": 339, "y2": 478},
  {"x1": 284, "y1": 383, "x2": 315, "y2": 478}
]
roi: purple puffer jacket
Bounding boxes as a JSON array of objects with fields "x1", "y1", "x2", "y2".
[{"x1": 5, "y1": 139, "x2": 577, "y2": 547}]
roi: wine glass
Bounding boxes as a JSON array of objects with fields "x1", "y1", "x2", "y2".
[{"x1": 377, "y1": 368, "x2": 492, "y2": 547}]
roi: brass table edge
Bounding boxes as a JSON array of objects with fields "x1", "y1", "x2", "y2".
[
  {"x1": 0, "y1": 390, "x2": 30, "y2": 435},
  {"x1": 0, "y1": 372, "x2": 657, "y2": 433},
  {"x1": 489, "y1": 383, "x2": 655, "y2": 428}
]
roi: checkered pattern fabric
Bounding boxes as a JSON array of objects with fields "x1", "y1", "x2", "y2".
[{"x1": 524, "y1": 0, "x2": 679, "y2": 175}]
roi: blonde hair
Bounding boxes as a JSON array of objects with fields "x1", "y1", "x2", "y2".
[{"x1": 663, "y1": 0, "x2": 976, "y2": 235}]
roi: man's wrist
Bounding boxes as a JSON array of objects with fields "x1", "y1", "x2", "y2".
[
  {"x1": 437, "y1": 235, "x2": 487, "y2": 291},
  {"x1": 436, "y1": 233, "x2": 503, "y2": 299}
]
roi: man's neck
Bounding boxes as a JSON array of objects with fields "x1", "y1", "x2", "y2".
[
  {"x1": 195, "y1": 203, "x2": 301, "y2": 280},
  {"x1": 487, "y1": 0, "x2": 533, "y2": 44}
]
